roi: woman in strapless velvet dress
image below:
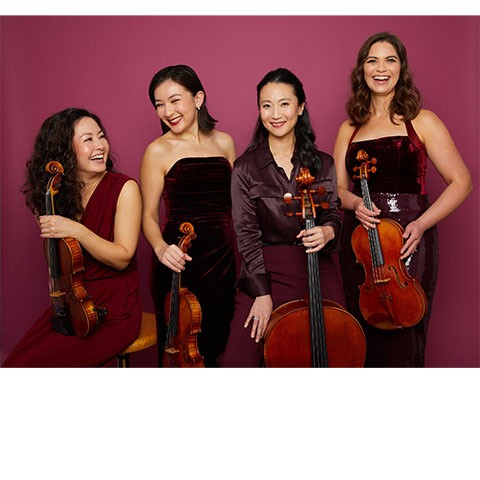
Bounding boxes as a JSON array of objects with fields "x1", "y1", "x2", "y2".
[
  {"x1": 140, "y1": 65, "x2": 237, "y2": 367},
  {"x1": 333, "y1": 32, "x2": 472, "y2": 367}
]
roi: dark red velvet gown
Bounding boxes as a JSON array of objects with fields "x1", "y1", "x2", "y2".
[
  {"x1": 3, "y1": 172, "x2": 142, "y2": 368},
  {"x1": 340, "y1": 120, "x2": 439, "y2": 367},
  {"x1": 151, "y1": 157, "x2": 236, "y2": 367}
]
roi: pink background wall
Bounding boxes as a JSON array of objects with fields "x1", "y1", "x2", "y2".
[{"x1": 1, "y1": 16, "x2": 478, "y2": 367}]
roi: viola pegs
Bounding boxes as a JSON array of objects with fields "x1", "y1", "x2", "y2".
[
  {"x1": 315, "y1": 186, "x2": 326, "y2": 196},
  {"x1": 371, "y1": 157, "x2": 377, "y2": 165},
  {"x1": 319, "y1": 202, "x2": 330, "y2": 210},
  {"x1": 370, "y1": 166, "x2": 377, "y2": 174},
  {"x1": 283, "y1": 193, "x2": 293, "y2": 204},
  {"x1": 352, "y1": 166, "x2": 360, "y2": 172}
]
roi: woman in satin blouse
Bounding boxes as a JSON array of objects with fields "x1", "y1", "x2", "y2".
[
  {"x1": 140, "y1": 65, "x2": 237, "y2": 367},
  {"x1": 222, "y1": 67, "x2": 344, "y2": 367},
  {"x1": 333, "y1": 32, "x2": 472, "y2": 367}
]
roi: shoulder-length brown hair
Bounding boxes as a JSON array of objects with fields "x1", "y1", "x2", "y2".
[{"x1": 346, "y1": 32, "x2": 422, "y2": 125}]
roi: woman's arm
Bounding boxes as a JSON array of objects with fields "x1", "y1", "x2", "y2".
[
  {"x1": 140, "y1": 141, "x2": 191, "y2": 272},
  {"x1": 400, "y1": 110, "x2": 473, "y2": 257},
  {"x1": 333, "y1": 120, "x2": 381, "y2": 228},
  {"x1": 39, "y1": 179, "x2": 142, "y2": 270}
]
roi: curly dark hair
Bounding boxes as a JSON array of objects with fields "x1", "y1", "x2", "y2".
[
  {"x1": 22, "y1": 108, "x2": 115, "y2": 219},
  {"x1": 346, "y1": 32, "x2": 422, "y2": 125},
  {"x1": 148, "y1": 64, "x2": 217, "y2": 134},
  {"x1": 247, "y1": 67, "x2": 322, "y2": 173}
]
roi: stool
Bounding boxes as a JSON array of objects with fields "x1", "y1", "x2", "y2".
[{"x1": 116, "y1": 312, "x2": 157, "y2": 368}]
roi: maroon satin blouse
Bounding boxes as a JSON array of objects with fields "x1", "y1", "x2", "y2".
[{"x1": 231, "y1": 140, "x2": 342, "y2": 298}]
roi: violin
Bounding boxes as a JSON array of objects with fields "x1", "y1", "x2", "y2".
[
  {"x1": 263, "y1": 167, "x2": 366, "y2": 367},
  {"x1": 162, "y1": 222, "x2": 205, "y2": 368},
  {"x1": 351, "y1": 149, "x2": 428, "y2": 330},
  {"x1": 44, "y1": 161, "x2": 106, "y2": 337}
]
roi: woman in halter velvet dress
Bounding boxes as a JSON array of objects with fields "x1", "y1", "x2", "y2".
[
  {"x1": 140, "y1": 65, "x2": 237, "y2": 367},
  {"x1": 333, "y1": 32, "x2": 472, "y2": 367}
]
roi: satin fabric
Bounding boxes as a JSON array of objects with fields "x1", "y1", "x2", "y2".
[
  {"x1": 151, "y1": 157, "x2": 236, "y2": 367},
  {"x1": 341, "y1": 121, "x2": 438, "y2": 367}
]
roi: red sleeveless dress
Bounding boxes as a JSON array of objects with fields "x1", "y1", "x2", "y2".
[{"x1": 3, "y1": 172, "x2": 142, "y2": 367}]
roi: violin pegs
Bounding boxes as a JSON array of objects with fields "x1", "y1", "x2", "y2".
[
  {"x1": 315, "y1": 186, "x2": 326, "y2": 196},
  {"x1": 371, "y1": 157, "x2": 377, "y2": 165},
  {"x1": 370, "y1": 166, "x2": 377, "y2": 174},
  {"x1": 283, "y1": 193, "x2": 293, "y2": 204}
]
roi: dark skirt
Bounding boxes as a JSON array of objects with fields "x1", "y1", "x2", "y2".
[
  {"x1": 340, "y1": 193, "x2": 439, "y2": 367},
  {"x1": 221, "y1": 245, "x2": 345, "y2": 367}
]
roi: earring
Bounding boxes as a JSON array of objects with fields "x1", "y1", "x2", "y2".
[{"x1": 196, "y1": 106, "x2": 200, "y2": 111}]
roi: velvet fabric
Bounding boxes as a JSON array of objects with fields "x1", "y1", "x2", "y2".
[
  {"x1": 151, "y1": 157, "x2": 236, "y2": 367},
  {"x1": 3, "y1": 172, "x2": 142, "y2": 367},
  {"x1": 340, "y1": 122, "x2": 439, "y2": 367}
]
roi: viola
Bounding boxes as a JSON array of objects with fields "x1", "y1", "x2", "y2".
[
  {"x1": 351, "y1": 149, "x2": 428, "y2": 330},
  {"x1": 44, "y1": 161, "x2": 106, "y2": 337},
  {"x1": 162, "y1": 222, "x2": 205, "y2": 368},
  {"x1": 263, "y1": 167, "x2": 366, "y2": 367}
]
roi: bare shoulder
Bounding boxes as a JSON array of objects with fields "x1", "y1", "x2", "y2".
[
  {"x1": 211, "y1": 129, "x2": 235, "y2": 150},
  {"x1": 141, "y1": 135, "x2": 174, "y2": 173},
  {"x1": 336, "y1": 119, "x2": 356, "y2": 140},
  {"x1": 411, "y1": 109, "x2": 448, "y2": 143},
  {"x1": 210, "y1": 129, "x2": 236, "y2": 164}
]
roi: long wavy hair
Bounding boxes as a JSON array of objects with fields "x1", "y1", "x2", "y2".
[
  {"x1": 148, "y1": 64, "x2": 217, "y2": 134},
  {"x1": 247, "y1": 67, "x2": 322, "y2": 173},
  {"x1": 347, "y1": 32, "x2": 422, "y2": 125},
  {"x1": 22, "y1": 108, "x2": 115, "y2": 218}
]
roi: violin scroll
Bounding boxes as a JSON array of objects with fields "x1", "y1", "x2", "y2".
[{"x1": 352, "y1": 149, "x2": 377, "y2": 181}]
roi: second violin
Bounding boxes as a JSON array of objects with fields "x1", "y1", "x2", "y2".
[{"x1": 163, "y1": 222, "x2": 205, "y2": 368}]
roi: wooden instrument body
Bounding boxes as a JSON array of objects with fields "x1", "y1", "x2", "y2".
[
  {"x1": 264, "y1": 299, "x2": 366, "y2": 368},
  {"x1": 44, "y1": 236, "x2": 98, "y2": 337},
  {"x1": 350, "y1": 150, "x2": 428, "y2": 331},
  {"x1": 163, "y1": 287, "x2": 204, "y2": 368},
  {"x1": 351, "y1": 218, "x2": 428, "y2": 330},
  {"x1": 263, "y1": 167, "x2": 366, "y2": 368},
  {"x1": 162, "y1": 222, "x2": 205, "y2": 368},
  {"x1": 44, "y1": 160, "x2": 102, "y2": 337}
]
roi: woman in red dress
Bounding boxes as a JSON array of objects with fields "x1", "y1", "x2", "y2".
[{"x1": 3, "y1": 108, "x2": 142, "y2": 367}]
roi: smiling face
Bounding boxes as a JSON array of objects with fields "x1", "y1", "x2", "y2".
[
  {"x1": 363, "y1": 41, "x2": 401, "y2": 98},
  {"x1": 259, "y1": 82, "x2": 304, "y2": 140},
  {"x1": 72, "y1": 116, "x2": 109, "y2": 178},
  {"x1": 153, "y1": 79, "x2": 203, "y2": 133}
]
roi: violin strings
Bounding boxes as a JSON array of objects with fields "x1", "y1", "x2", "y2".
[{"x1": 306, "y1": 218, "x2": 328, "y2": 368}]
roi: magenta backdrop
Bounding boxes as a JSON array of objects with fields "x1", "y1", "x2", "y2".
[{"x1": 0, "y1": 16, "x2": 478, "y2": 367}]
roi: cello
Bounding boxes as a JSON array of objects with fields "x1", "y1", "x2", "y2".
[
  {"x1": 162, "y1": 222, "x2": 205, "y2": 368},
  {"x1": 263, "y1": 167, "x2": 366, "y2": 368},
  {"x1": 44, "y1": 160, "x2": 106, "y2": 337},
  {"x1": 351, "y1": 149, "x2": 428, "y2": 330}
]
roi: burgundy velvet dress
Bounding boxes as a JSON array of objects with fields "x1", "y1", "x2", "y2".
[
  {"x1": 151, "y1": 157, "x2": 236, "y2": 367},
  {"x1": 3, "y1": 172, "x2": 142, "y2": 368},
  {"x1": 340, "y1": 120, "x2": 439, "y2": 367}
]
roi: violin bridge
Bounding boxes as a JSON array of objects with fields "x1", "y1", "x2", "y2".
[
  {"x1": 373, "y1": 278, "x2": 391, "y2": 284},
  {"x1": 164, "y1": 347, "x2": 180, "y2": 354},
  {"x1": 50, "y1": 290, "x2": 66, "y2": 298}
]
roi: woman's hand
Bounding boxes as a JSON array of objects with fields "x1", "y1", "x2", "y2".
[
  {"x1": 244, "y1": 294, "x2": 273, "y2": 343},
  {"x1": 353, "y1": 197, "x2": 381, "y2": 229},
  {"x1": 296, "y1": 225, "x2": 334, "y2": 253},
  {"x1": 156, "y1": 243, "x2": 192, "y2": 273},
  {"x1": 400, "y1": 220, "x2": 426, "y2": 260},
  {"x1": 38, "y1": 215, "x2": 83, "y2": 239}
]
